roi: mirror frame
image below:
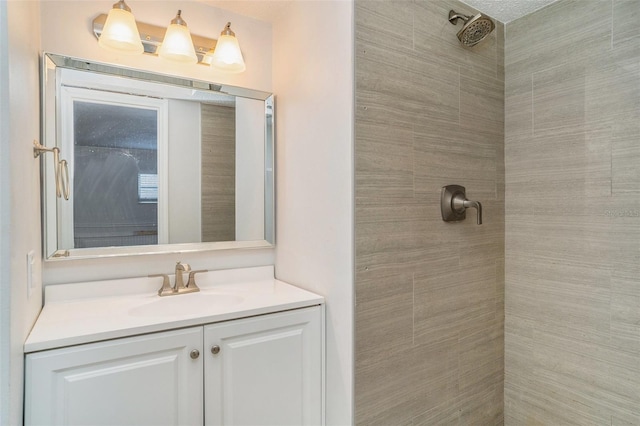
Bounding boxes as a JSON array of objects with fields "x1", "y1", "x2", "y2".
[{"x1": 40, "y1": 52, "x2": 275, "y2": 261}]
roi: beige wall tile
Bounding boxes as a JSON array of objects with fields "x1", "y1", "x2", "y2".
[
  {"x1": 355, "y1": 0, "x2": 504, "y2": 422},
  {"x1": 356, "y1": 0, "x2": 414, "y2": 49},
  {"x1": 356, "y1": 339, "x2": 459, "y2": 425},
  {"x1": 507, "y1": 129, "x2": 612, "y2": 198},
  {"x1": 611, "y1": 292, "x2": 640, "y2": 353},
  {"x1": 613, "y1": 0, "x2": 640, "y2": 49},
  {"x1": 355, "y1": 282, "x2": 414, "y2": 361},
  {"x1": 505, "y1": 1, "x2": 640, "y2": 423},
  {"x1": 355, "y1": 121, "x2": 414, "y2": 199},
  {"x1": 356, "y1": 202, "x2": 433, "y2": 256},
  {"x1": 460, "y1": 71, "x2": 504, "y2": 128},
  {"x1": 505, "y1": 0, "x2": 611, "y2": 74},
  {"x1": 612, "y1": 262, "x2": 640, "y2": 297},
  {"x1": 414, "y1": 265, "x2": 498, "y2": 346},
  {"x1": 585, "y1": 44, "x2": 640, "y2": 128},
  {"x1": 458, "y1": 321, "x2": 503, "y2": 390},
  {"x1": 411, "y1": 402, "x2": 461, "y2": 425},
  {"x1": 612, "y1": 114, "x2": 640, "y2": 194},
  {"x1": 612, "y1": 412, "x2": 640, "y2": 426},
  {"x1": 533, "y1": 62, "x2": 586, "y2": 132},
  {"x1": 413, "y1": 131, "x2": 497, "y2": 200},
  {"x1": 458, "y1": 384, "x2": 504, "y2": 425}
]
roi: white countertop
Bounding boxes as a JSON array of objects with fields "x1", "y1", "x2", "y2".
[{"x1": 25, "y1": 266, "x2": 324, "y2": 353}]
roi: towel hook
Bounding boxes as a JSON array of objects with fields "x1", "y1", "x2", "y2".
[{"x1": 33, "y1": 140, "x2": 70, "y2": 200}]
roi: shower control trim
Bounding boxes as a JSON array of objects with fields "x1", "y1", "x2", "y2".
[{"x1": 441, "y1": 185, "x2": 483, "y2": 225}]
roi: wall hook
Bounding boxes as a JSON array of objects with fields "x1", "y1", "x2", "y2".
[
  {"x1": 33, "y1": 140, "x2": 70, "y2": 200},
  {"x1": 441, "y1": 185, "x2": 482, "y2": 225}
]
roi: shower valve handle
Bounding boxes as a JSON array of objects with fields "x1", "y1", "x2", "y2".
[
  {"x1": 441, "y1": 185, "x2": 483, "y2": 225},
  {"x1": 453, "y1": 195, "x2": 483, "y2": 225}
]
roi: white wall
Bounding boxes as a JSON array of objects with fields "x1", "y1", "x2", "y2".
[
  {"x1": 0, "y1": 2, "x2": 43, "y2": 424},
  {"x1": 273, "y1": 1, "x2": 354, "y2": 424},
  {"x1": 168, "y1": 99, "x2": 202, "y2": 244},
  {"x1": 39, "y1": 0, "x2": 275, "y2": 285},
  {"x1": 0, "y1": 3, "x2": 9, "y2": 423}
]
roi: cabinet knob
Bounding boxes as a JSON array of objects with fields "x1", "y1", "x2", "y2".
[
  {"x1": 190, "y1": 349, "x2": 200, "y2": 359},
  {"x1": 211, "y1": 345, "x2": 221, "y2": 355}
]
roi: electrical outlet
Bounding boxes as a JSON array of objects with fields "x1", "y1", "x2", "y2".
[{"x1": 27, "y1": 250, "x2": 35, "y2": 298}]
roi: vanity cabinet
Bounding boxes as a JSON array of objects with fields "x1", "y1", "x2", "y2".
[
  {"x1": 204, "y1": 307, "x2": 322, "y2": 425},
  {"x1": 25, "y1": 327, "x2": 204, "y2": 426},
  {"x1": 25, "y1": 306, "x2": 323, "y2": 426}
]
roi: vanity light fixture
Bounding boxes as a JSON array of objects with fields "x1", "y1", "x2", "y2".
[
  {"x1": 97, "y1": 0, "x2": 144, "y2": 54},
  {"x1": 157, "y1": 10, "x2": 198, "y2": 64},
  {"x1": 93, "y1": 6, "x2": 246, "y2": 72},
  {"x1": 206, "y1": 22, "x2": 246, "y2": 73}
]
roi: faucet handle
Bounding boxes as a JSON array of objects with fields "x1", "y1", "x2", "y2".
[
  {"x1": 149, "y1": 274, "x2": 173, "y2": 297},
  {"x1": 462, "y1": 199, "x2": 482, "y2": 225},
  {"x1": 187, "y1": 270, "x2": 207, "y2": 291}
]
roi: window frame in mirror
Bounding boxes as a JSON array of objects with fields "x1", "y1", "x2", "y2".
[{"x1": 40, "y1": 52, "x2": 275, "y2": 261}]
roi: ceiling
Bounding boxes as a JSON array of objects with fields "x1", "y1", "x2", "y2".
[
  {"x1": 197, "y1": 0, "x2": 292, "y2": 23},
  {"x1": 199, "y1": 0, "x2": 560, "y2": 25},
  {"x1": 460, "y1": 0, "x2": 559, "y2": 23}
]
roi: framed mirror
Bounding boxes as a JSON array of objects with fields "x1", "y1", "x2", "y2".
[{"x1": 41, "y1": 53, "x2": 274, "y2": 260}]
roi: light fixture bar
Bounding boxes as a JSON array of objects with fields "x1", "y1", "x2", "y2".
[{"x1": 92, "y1": 14, "x2": 217, "y2": 64}]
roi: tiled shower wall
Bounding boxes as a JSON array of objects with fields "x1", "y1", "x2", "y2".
[
  {"x1": 354, "y1": 1, "x2": 505, "y2": 423},
  {"x1": 504, "y1": 0, "x2": 640, "y2": 424}
]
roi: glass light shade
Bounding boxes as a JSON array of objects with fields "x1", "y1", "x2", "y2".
[
  {"x1": 158, "y1": 24, "x2": 198, "y2": 64},
  {"x1": 210, "y1": 34, "x2": 246, "y2": 73},
  {"x1": 98, "y1": 8, "x2": 144, "y2": 54}
]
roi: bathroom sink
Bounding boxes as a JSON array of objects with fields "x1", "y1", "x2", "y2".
[{"x1": 129, "y1": 293, "x2": 244, "y2": 317}]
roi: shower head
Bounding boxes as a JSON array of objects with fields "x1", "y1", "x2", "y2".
[{"x1": 448, "y1": 10, "x2": 495, "y2": 47}]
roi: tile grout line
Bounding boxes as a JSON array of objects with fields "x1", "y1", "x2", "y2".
[
  {"x1": 530, "y1": 74, "x2": 534, "y2": 137},
  {"x1": 610, "y1": 0, "x2": 613, "y2": 50},
  {"x1": 412, "y1": 272, "x2": 415, "y2": 347},
  {"x1": 458, "y1": 65, "x2": 461, "y2": 125},
  {"x1": 610, "y1": 132, "x2": 613, "y2": 196}
]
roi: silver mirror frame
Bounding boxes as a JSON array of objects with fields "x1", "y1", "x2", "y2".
[{"x1": 40, "y1": 52, "x2": 275, "y2": 261}]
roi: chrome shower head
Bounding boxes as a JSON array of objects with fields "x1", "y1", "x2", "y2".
[{"x1": 448, "y1": 10, "x2": 495, "y2": 47}]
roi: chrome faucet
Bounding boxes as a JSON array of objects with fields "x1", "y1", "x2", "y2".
[{"x1": 150, "y1": 261, "x2": 207, "y2": 296}]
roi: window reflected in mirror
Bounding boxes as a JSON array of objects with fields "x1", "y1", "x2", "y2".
[{"x1": 72, "y1": 99, "x2": 160, "y2": 248}]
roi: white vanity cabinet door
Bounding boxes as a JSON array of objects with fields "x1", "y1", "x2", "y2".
[
  {"x1": 25, "y1": 327, "x2": 204, "y2": 426},
  {"x1": 204, "y1": 306, "x2": 323, "y2": 426}
]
